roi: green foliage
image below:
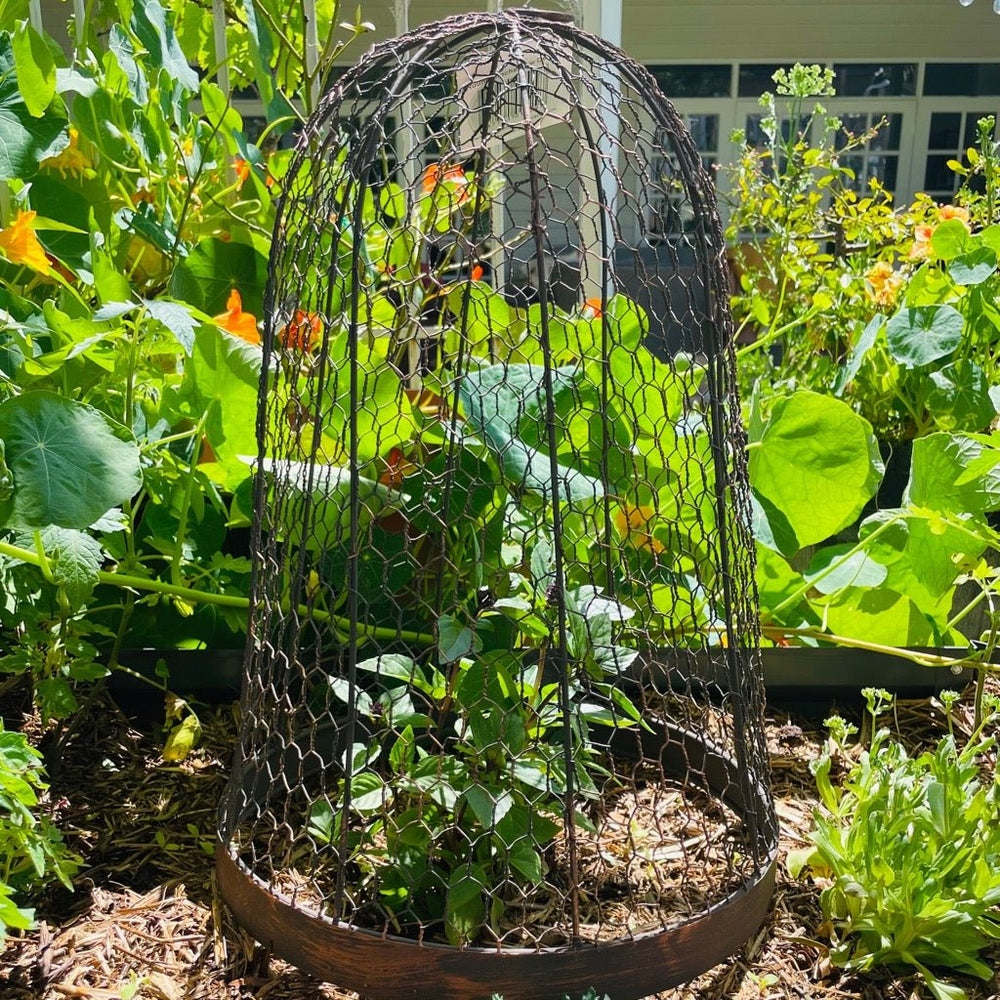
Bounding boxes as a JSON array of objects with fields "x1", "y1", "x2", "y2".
[
  {"x1": 0, "y1": 722, "x2": 80, "y2": 945},
  {"x1": 790, "y1": 690, "x2": 1000, "y2": 1000},
  {"x1": 0, "y1": 0, "x2": 371, "y2": 715}
]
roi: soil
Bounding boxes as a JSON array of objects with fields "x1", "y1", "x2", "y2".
[{"x1": 2, "y1": 679, "x2": 999, "y2": 1000}]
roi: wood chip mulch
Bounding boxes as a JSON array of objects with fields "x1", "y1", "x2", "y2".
[{"x1": 1, "y1": 679, "x2": 999, "y2": 1000}]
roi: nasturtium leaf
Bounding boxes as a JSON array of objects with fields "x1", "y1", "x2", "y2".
[
  {"x1": 37, "y1": 525, "x2": 103, "y2": 608},
  {"x1": 12, "y1": 21, "x2": 56, "y2": 118},
  {"x1": 860, "y1": 509, "x2": 986, "y2": 615},
  {"x1": 29, "y1": 175, "x2": 92, "y2": 270},
  {"x1": 0, "y1": 33, "x2": 68, "y2": 180},
  {"x1": 0, "y1": 391, "x2": 142, "y2": 529},
  {"x1": 755, "y1": 545, "x2": 811, "y2": 622},
  {"x1": 168, "y1": 237, "x2": 269, "y2": 317},
  {"x1": 750, "y1": 487, "x2": 801, "y2": 556},
  {"x1": 180, "y1": 324, "x2": 260, "y2": 486},
  {"x1": 885, "y1": 305, "x2": 964, "y2": 368},
  {"x1": 930, "y1": 218, "x2": 972, "y2": 261},
  {"x1": 905, "y1": 433, "x2": 1000, "y2": 515},
  {"x1": 748, "y1": 391, "x2": 883, "y2": 548},
  {"x1": 925, "y1": 359, "x2": 997, "y2": 432},
  {"x1": 948, "y1": 246, "x2": 997, "y2": 286},
  {"x1": 825, "y1": 586, "x2": 935, "y2": 646}
]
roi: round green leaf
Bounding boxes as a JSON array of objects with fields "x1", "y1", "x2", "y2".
[
  {"x1": 749, "y1": 391, "x2": 883, "y2": 548},
  {"x1": 885, "y1": 304, "x2": 964, "y2": 368},
  {"x1": 0, "y1": 391, "x2": 142, "y2": 529},
  {"x1": 926, "y1": 359, "x2": 998, "y2": 432},
  {"x1": 168, "y1": 237, "x2": 269, "y2": 316},
  {"x1": 948, "y1": 246, "x2": 997, "y2": 286},
  {"x1": 929, "y1": 218, "x2": 971, "y2": 261}
]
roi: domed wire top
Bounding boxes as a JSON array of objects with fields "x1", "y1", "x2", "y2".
[{"x1": 219, "y1": 9, "x2": 775, "y2": 995}]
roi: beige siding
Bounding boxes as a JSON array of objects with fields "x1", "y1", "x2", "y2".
[
  {"x1": 35, "y1": 0, "x2": 1000, "y2": 64},
  {"x1": 342, "y1": 1, "x2": 1000, "y2": 64},
  {"x1": 622, "y1": 0, "x2": 1000, "y2": 62}
]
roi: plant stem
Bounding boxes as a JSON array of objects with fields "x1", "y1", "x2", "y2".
[
  {"x1": 769, "y1": 510, "x2": 905, "y2": 617},
  {"x1": 764, "y1": 624, "x2": 992, "y2": 670},
  {"x1": 0, "y1": 539, "x2": 435, "y2": 648}
]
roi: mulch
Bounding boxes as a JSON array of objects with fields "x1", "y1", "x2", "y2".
[{"x1": 1, "y1": 677, "x2": 998, "y2": 1000}]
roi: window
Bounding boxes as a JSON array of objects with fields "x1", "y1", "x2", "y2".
[
  {"x1": 835, "y1": 112, "x2": 903, "y2": 192},
  {"x1": 646, "y1": 114, "x2": 721, "y2": 239},
  {"x1": 647, "y1": 64, "x2": 731, "y2": 99},
  {"x1": 924, "y1": 110, "x2": 997, "y2": 200},
  {"x1": 738, "y1": 64, "x2": 806, "y2": 98},
  {"x1": 831, "y1": 63, "x2": 916, "y2": 98},
  {"x1": 924, "y1": 63, "x2": 1000, "y2": 97}
]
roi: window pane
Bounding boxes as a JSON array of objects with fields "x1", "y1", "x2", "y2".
[
  {"x1": 738, "y1": 64, "x2": 795, "y2": 98},
  {"x1": 744, "y1": 114, "x2": 810, "y2": 148},
  {"x1": 869, "y1": 113, "x2": 903, "y2": 150},
  {"x1": 648, "y1": 64, "x2": 731, "y2": 98},
  {"x1": 964, "y1": 113, "x2": 997, "y2": 148},
  {"x1": 688, "y1": 114, "x2": 719, "y2": 152},
  {"x1": 832, "y1": 63, "x2": 916, "y2": 97},
  {"x1": 924, "y1": 154, "x2": 957, "y2": 191},
  {"x1": 928, "y1": 112, "x2": 962, "y2": 149},
  {"x1": 924, "y1": 63, "x2": 1000, "y2": 96},
  {"x1": 867, "y1": 154, "x2": 898, "y2": 188}
]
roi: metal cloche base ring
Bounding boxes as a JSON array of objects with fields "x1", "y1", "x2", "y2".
[{"x1": 216, "y1": 720, "x2": 777, "y2": 1000}]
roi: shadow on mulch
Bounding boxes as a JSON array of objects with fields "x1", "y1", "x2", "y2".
[{"x1": 0, "y1": 679, "x2": 998, "y2": 1000}]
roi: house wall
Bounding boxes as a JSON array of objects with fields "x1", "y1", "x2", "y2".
[
  {"x1": 301, "y1": 1, "x2": 1000, "y2": 61},
  {"x1": 621, "y1": 1, "x2": 1000, "y2": 62}
]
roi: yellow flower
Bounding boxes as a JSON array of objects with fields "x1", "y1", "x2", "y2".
[
  {"x1": 214, "y1": 289, "x2": 260, "y2": 344},
  {"x1": 865, "y1": 261, "x2": 903, "y2": 308},
  {"x1": 613, "y1": 504, "x2": 665, "y2": 554},
  {"x1": 41, "y1": 127, "x2": 91, "y2": 178},
  {"x1": 0, "y1": 210, "x2": 50, "y2": 274}
]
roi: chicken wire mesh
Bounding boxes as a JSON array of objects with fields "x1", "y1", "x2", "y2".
[{"x1": 218, "y1": 8, "x2": 777, "y2": 995}]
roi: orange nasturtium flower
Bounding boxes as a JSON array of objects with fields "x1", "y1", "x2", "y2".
[
  {"x1": 582, "y1": 297, "x2": 603, "y2": 319},
  {"x1": 909, "y1": 222, "x2": 935, "y2": 260},
  {"x1": 0, "y1": 210, "x2": 50, "y2": 274},
  {"x1": 233, "y1": 158, "x2": 251, "y2": 189},
  {"x1": 865, "y1": 261, "x2": 904, "y2": 308},
  {"x1": 378, "y1": 447, "x2": 419, "y2": 488},
  {"x1": 470, "y1": 263, "x2": 484, "y2": 282},
  {"x1": 214, "y1": 289, "x2": 260, "y2": 344},
  {"x1": 422, "y1": 163, "x2": 470, "y2": 202},
  {"x1": 939, "y1": 203, "x2": 971, "y2": 228},
  {"x1": 280, "y1": 310, "x2": 322, "y2": 352}
]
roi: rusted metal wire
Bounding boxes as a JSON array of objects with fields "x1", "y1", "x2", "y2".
[{"x1": 218, "y1": 9, "x2": 777, "y2": 997}]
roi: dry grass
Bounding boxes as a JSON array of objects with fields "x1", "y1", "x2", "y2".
[{"x1": 1, "y1": 680, "x2": 998, "y2": 1000}]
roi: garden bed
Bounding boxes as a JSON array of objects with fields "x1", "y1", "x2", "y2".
[{"x1": 2, "y1": 683, "x2": 998, "y2": 1000}]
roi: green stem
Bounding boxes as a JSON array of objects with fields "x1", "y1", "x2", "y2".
[
  {"x1": 770, "y1": 510, "x2": 905, "y2": 617},
  {"x1": 170, "y1": 416, "x2": 207, "y2": 587},
  {"x1": 0, "y1": 539, "x2": 435, "y2": 648},
  {"x1": 764, "y1": 624, "x2": 993, "y2": 670}
]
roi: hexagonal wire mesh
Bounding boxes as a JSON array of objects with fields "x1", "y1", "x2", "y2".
[{"x1": 217, "y1": 9, "x2": 778, "y2": 999}]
